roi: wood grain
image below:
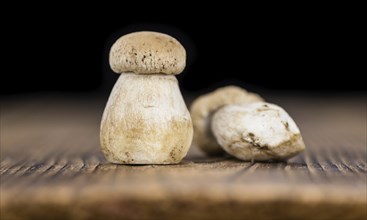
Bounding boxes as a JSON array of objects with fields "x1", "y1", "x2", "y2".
[{"x1": 1, "y1": 94, "x2": 366, "y2": 220}]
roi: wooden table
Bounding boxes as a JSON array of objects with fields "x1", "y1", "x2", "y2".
[{"x1": 1, "y1": 94, "x2": 366, "y2": 220}]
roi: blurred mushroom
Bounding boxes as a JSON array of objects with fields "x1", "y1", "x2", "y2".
[{"x1": 190, "y1": 86, "x2": 263, "y2": 155}]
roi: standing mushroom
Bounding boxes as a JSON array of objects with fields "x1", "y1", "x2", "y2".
[{"x1": 100, "y1": 31, "x2": 193, "y2": 164}]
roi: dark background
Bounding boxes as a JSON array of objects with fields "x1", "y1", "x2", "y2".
[{"x1": 2, "y1": 4, "x2": 364, "y2": 95}]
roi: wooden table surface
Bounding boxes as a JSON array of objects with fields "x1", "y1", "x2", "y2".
[{"x1": 1, "y1": 94, "x2": 366, "y2": 220}]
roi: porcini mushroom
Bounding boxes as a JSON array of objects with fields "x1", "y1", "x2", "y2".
[
  {"x1": 100, "y1": 31, "x2": 193, "y2": 164},
  {"x1": 211, "y1": 102, "x2": 305, "y2": 161},
  {"x1": 190, "y1": 86, "x2": 263, "y2": 155}
]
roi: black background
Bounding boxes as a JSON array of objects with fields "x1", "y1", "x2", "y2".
[{"x1": 2, "y1": 4, "x2": 364, "y2": 95}]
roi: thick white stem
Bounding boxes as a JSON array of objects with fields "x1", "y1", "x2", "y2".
[{"x1": 100, "y1": 73, "x2": 193, "y2": 164}]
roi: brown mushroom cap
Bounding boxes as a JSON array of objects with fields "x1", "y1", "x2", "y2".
[{"x1": 109, "y1": 31, "x2": 186, "y2": 75}]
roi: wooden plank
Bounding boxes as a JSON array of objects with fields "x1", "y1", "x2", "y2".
[{"x1": 1, "y1": 94, "x2": 366, "y2": 219}]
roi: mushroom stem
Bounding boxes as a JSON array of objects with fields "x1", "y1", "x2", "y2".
[{"x1": 100, "y1": 73, "x2": 193, "y2": 164}]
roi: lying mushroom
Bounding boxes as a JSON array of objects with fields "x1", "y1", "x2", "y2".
[
  {"x1": 211, "y1": 102, "x2": 305, "y2": 161},
  {"x1": 100, "y1": 31, "x2": 193, "y2": 164},
  {"x1": 190, "y1": 86, "x2": 264, "y2": 155}
]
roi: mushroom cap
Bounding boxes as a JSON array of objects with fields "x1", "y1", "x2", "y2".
[
  {"x1": 109, "y1": 31, "x2": 186, "y2": 75},
  {"x1": 190, "y1": 86, "x2": 264, "y2": 155},
  {"x1": 211, "y1": 102, "x2": 305, "y2": 161}
]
